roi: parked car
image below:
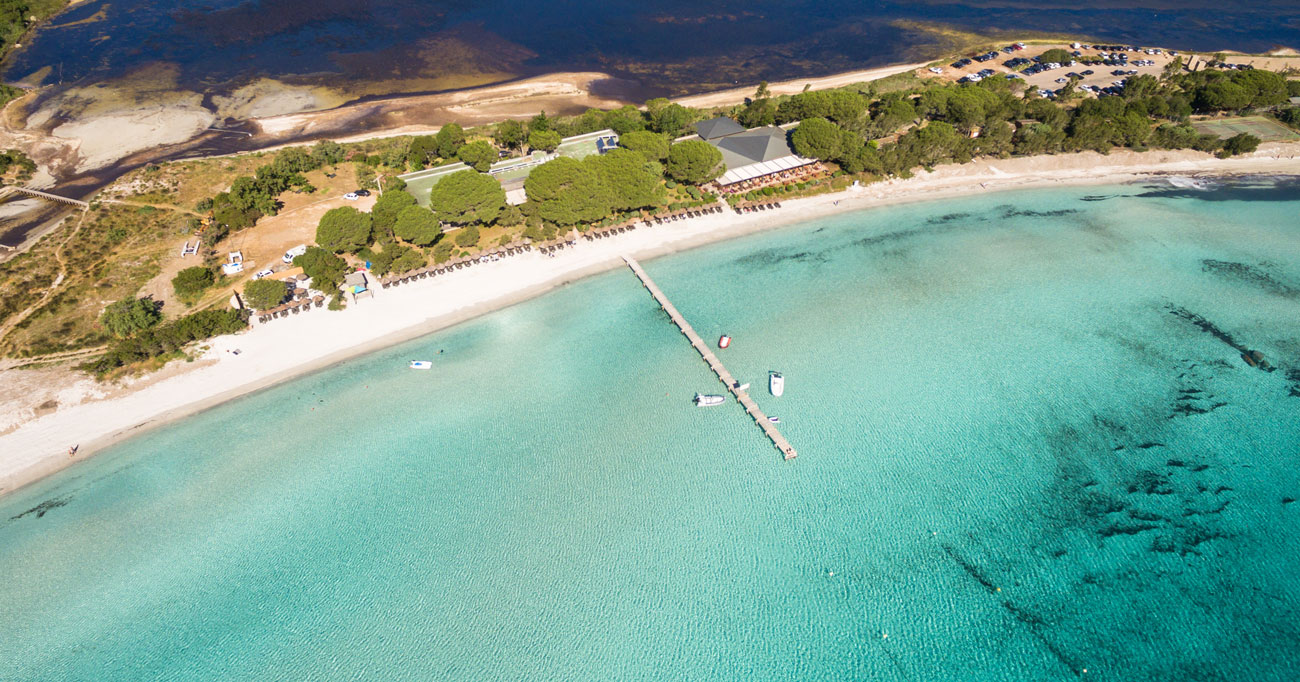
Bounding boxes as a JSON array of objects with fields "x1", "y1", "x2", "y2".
[
  {"x1": 343, "y1": 192, "x2": 359, "y2": 200},
  {"x1": 354, "y1": 189, "x2": 371, "y2": 197},
  {"x1": 929, "y1": 66, "x2": 943, "y2": 73},
  {"x1": 253, "y1": 268, "x2": 274, "y2": 280}
]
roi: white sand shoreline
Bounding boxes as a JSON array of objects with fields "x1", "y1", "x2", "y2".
[{"x1": 3, "y1": 144, "x2": 1299, "y2": 498}]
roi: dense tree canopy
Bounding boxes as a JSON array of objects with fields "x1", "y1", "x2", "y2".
[
  {"x1": 617, "y1": 130, "x2": 670, "y2": 161},
  {"x1": 293, "y1": 247, "x2": 348, "y2": 291},
  {"x1": 100, "y1": 298, "x2": 162, "y2": 339},
  {"x1": 315, "y1": 207, "x2": 373, "y2": 253},
  {"x1": 457, "y1": 140, "x2": 498, "y2": 172},
  {"x1": 84, "y1": 310, "x2": 247, "y2": 375},
  {"x1": 646, "y1": 99, "x2": 695, "y2": 136},
  {"x1": 242, "y1": 279, "x2": 288, "y2": 311},
  {"x1": 394, "y1": 205, "x2": 443, "y2": 246},
  {"x1": 528, "y1": 129, "x2": 562, "y2": 152},
  {"x1": 371, "y1": 190, "x2": 417, "y2": 241},
  {"x1": 589, "y1": 149, "x2": 664, "y2": 211},
  {"x1": 666, "y1": 140, "x2": 724, "y2": 185},
  {"x1": 428, "y1": 170, "x2": 506, "y2": 226},
  {"x1": 494, "y1": 120, "x2": 526, "y2": 149},
  {"x1": 524, "y1": 157, "x2": 614, "y2": 225},
  {"x1": 406, "y1": 135, "x2": 437, "y2": 169},
  {"x1": 791, "y1": 118, "x2": 844, "y2": 160},
  {"x1": 435, "y1": 123, "x2": 466, "y2": 158},
  {"x1": 311, "y1": 140, "x2": 345, "y2": 166}
]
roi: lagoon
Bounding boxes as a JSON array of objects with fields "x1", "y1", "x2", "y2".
[
  {"x1": 1, "y1": 181, "x2": 1299, "y2": 680},
  {"x1": 8, "y1": 1, "x2": 1300, "y2": 97}
]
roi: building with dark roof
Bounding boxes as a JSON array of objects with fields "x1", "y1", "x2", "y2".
[
  {"x1": 694, "y1": 117, "x2": 747, "y2": 141},
  {"x1": 692, "y1": 118, "x2": 815, "y2": 187}
]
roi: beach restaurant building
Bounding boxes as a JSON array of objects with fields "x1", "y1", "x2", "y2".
[{"x1": 694, "y1": 118, "x2": 815, "y2": 189}]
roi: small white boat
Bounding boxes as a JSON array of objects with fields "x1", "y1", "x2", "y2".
[
  {"x1": 409, "y1": 360, "x2": 433, "y2": 370},
  {"x1": 768, "y1": 416, "x2": 781, "y2": 423},
  {"x1": 769, "y1": 371, "x2": 784, "y2": 397},
  {"x1": 734, "y1": 382, "x2": 750, "y2": 391},
  {"x1": 718, "y1": 334, "x2": 732, "y2": 349},
  {"x1": 694, "y1": 393, "x2": 726, "y2": 407}
]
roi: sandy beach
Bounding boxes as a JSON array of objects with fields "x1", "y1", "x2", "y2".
[{"x1": 2, "y1": 143, "x2": 1299, "y2": 496}]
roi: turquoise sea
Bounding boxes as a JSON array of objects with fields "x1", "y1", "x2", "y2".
[{"x1": 2, "y1": 180, "x2": 1299, "y2": 680}]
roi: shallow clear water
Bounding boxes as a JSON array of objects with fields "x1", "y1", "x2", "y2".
[{"x1": 2, "y1": 180, "x2": 1299, "y2": 680}]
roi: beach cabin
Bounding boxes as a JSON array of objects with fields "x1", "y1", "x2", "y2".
[{"x1": 344, "y1": 270, "x2": 373, "y2": 304}]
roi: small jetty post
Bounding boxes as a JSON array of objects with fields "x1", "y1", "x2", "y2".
[{"x1": 622, "y1": 255, "x2": 796, "y2": 460}]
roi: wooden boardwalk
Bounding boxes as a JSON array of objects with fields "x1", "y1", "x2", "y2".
[{"x1": 623, "y1": 256, "x2": 796, "y2": 460}]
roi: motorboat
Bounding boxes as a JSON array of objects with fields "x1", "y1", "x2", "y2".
[
  {"x1": 768, "y1": 416, "x2": 781, "y2": 423},
  {"x1": 409, "y1": 360, "x2": 433, "y2": 370},
  {"x1": 694, "y1": 393, "x2": 725, "y2": 407},
  {"x1": 769, "y1": 371, "x2": 784, "y2": 397},
  {"x1": 734, "y1": 382, "x2": 750, "y2": 391},
  {"x1": 718, "y1": 334, "x2": 732, "y2": 349}
]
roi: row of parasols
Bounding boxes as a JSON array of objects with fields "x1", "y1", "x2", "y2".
[
  {"x1": 256, "y1": 294, "x2": 327, "y2": 323},
  {"x1": 381, "y1": 242, "x2": 539, "y2": 288}
]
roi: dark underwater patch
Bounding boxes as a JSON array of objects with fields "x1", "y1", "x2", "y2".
[
  {"x1": 9, "y1": 495, "x2": 71, "y2": 521},
  {"x1": 1128, "y1": 470, "x2": 1174, "y2": 495},
  {"x1": 998, "y1": 205, "x2": 1080, "y2": 219},
  {"x1": 1286, "y1": 369, "x2": 1300, "y2": 398},
  {"x1": 1149, "y1": 524, "x2": 1227, "y2": 557},
  {"x1": 1165, "y1": 306, "x2": 1275, "y2": 372},
  {"x1": 1200, "y1": 260, "x2": 1300, "y2": 299},
  {"x1": 732, "y1": 247, "x2": 829, "y2": 269},
  {"x1": 1170, "y1": 363, "x2": 1228, "y2": 419},
  {"x1": 941, "y1": 544, "x2": 997, "y2": 593},
  {"x1": 925, "y1": 211, "x2": 977, "y2": 225}
]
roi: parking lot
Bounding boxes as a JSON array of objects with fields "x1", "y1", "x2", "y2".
[{"x1": 923, "y1": 43, "x2": 1178, "y2": 100}]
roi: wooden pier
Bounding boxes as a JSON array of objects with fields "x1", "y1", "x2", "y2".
[{"x1": 622, "y1": 256, "x2": 796, "y2": 460}]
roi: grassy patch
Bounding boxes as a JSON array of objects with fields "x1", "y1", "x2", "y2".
[{"x1": 1, "y1": 204, "x2": 190, "y2": 358}]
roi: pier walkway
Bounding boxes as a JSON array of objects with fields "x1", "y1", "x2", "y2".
[{"x1": 622, "y1": 255, "x2": 796, "y2": 460}]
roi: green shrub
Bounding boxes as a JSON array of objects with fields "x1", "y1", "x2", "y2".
[{"x1": 172, "y1": 266, "x2": 216, "y2": 303}]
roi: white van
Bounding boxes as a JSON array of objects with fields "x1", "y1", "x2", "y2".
[{"x1": 282, "y1": 244, "x2": 308, "y2": 264}]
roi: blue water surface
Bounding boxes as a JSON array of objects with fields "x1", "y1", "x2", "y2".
[{"x1": 1, "y1": 180, "x2": 1299, "y2": 680}]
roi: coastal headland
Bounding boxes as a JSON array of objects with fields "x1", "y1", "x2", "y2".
[{"x1": 2, "y1": 143, "x2": 1298, "y2": 496}]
